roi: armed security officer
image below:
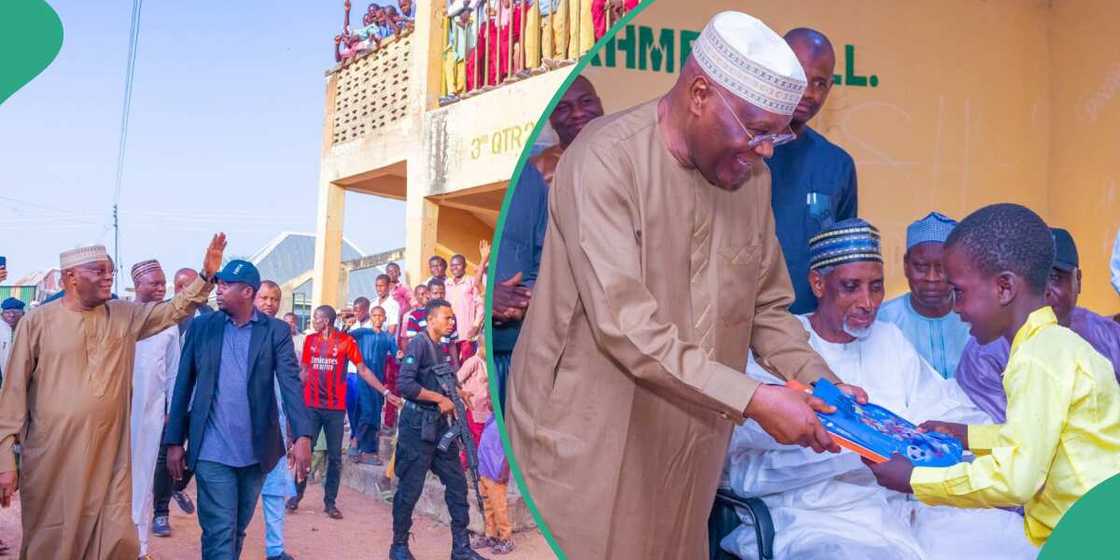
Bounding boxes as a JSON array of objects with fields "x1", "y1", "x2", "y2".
[{"x1": 390, "y1": 299, "x2": 489, "y2": 560}]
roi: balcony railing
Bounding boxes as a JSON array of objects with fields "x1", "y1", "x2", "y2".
[{"x1": 331, "y1": 32, "x2": 413, "y2": 146}]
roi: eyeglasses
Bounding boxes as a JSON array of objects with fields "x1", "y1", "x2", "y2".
[
  {"x1": 713, "y1": 87, "x2": 797, "y2": 149},
  {"x1": 75, "y1": 264, "x2": 115, "y2": 279}
]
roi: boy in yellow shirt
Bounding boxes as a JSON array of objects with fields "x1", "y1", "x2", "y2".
[{"x1": 866, "y1": 203, "x2": 1120, "y2": 547}]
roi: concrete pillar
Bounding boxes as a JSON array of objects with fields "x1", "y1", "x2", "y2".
[
  {"x1": 312, "y1": 181, "x2": 346, "y2": 308},
  {"x1": 405, "y1": 195, "x2": 440, "y2": 287}
]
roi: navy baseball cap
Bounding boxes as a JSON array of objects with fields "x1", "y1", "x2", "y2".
[
  {"x1": 216, "y1": 259, "x2": 261, "y2": 290},
  {"x1": 1051, "y1": 228, "x2": 1079, "y2": 272}
]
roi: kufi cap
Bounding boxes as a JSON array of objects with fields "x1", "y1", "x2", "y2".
[
  {"x1": 906, "y1": 212, "x2": 957, "y2": 250},
  {"x1": 130, "y1": 259, "x2": 162, "y2": 281},
  {"x1": 691, "y1": 11, "x2": 807, "y2": 116},
  {"x1": 809, "y1": 218, "x2": 883, "y2": 270},
  {"x1": 59, "y1": 245, "x2": 109, "y2": 269}
]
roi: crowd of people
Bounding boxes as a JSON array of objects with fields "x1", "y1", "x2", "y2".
[
  {"x1": 0, "y1": 236, "x2": 512, "y2": 559},
  {"x1": 334, "y1": 0, "x2": 417, "y2": 66},
  {"x1": 440, "y1": 0, "x2": 638, "y2": 102},
  {"x1": 495, "y1": 11, "x2": 1120, "y2": 560}
]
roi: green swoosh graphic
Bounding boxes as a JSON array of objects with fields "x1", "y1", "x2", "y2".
[
  {"x1": 1039, "y1": 472, "x2": 1120, "y2": 559},
  {"x1": 0, "y1": 0, "x2": 63, "y2": 105}
]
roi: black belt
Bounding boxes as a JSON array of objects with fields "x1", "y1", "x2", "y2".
[{"x1": 403, "y1": 399, "x2": 439, "y2": 413}]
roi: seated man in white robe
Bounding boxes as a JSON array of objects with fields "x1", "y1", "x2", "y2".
[{"x1": 722, "y1": 219, "x2": 1036, "y2": 560}]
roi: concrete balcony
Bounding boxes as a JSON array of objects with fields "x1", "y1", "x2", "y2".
[{"x1": 313, "y1": 1, "x2": 576, "y2": 308}]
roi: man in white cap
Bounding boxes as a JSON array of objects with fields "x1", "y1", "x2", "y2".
[
  {"x1": 878, "y1": 212, "x2": 971, "y2": 379},
  {"x1": 0, "y1": 235, "x2": 226, "y2": 559},
  {"x1": 505, "y1": 12, "x2": 867, "y2": 559},
  {"x1": 128, "y1": 259, "x2": 182, "y2": 559}
]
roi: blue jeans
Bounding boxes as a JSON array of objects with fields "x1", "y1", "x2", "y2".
[
  {"x1": 262, "y1": 494, "x2": 286, "y2": 557},
  {"x1": 195, "y1": 460, "x2": 265, "y2": 560},
  {"x1": 356, "y1": 379, "x2": 384, "y2": 453},
  {"x1": 346, "y1": 373, "x2": 360, "y2": 438},
  {"x1": 260, "y1": 458, "x2": 295, "y2": 557}
]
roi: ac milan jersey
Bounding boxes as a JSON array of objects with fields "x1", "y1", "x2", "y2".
[{"x1": 301, "y1": 330, "x2": 364, "y2": 410}]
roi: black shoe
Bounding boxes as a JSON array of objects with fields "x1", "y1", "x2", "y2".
[
  {"x1": 451, "y1": 546, "x2": 490, "y2": 560},
  {"x1": 389, "y1": 543, "x2": 416, "y2": 560},
  {"x1": 173, "y1": 491, "x2": 195, "y2": 514},
  {"x1": 325, "y1": 504, "x2": 344, "y2": 519},
  {"x1": 266, "y1": 553, "x2": 295, "y2": 560},
  {"x1": 285, "y1": 497, "x2": 299, "y2": 512}
]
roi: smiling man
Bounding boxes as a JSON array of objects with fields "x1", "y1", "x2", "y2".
[
  {"x1": 529, "y1": 75, "x2": 604, "y2": 185},
  {"x1": 506, "y1": 12, "x2": 866, "y2": 559},
  {"x1": 879, "y1": 212, "x2": 971, "y2": 379},
  {"x1": 0, "y1": 238, "x2": 224, "y2": 559},
  {"x1": 769, "y1": 27, "x2": 858, "y2": 314}
]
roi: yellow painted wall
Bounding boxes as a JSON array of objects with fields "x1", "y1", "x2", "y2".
[
  {"x1": 582, "y1": 0, "x2": 1069, "y2": 306},
  {"x1": 1048, "y1": 0, "x2": 1120, "y2": 313}
]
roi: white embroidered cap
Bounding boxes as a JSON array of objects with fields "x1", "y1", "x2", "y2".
[
  {"x1": 59, "y1": 245, "x2": 110, "y2": 269},
  {"x1": 691, "y1": 11, "x2": 807, "y2": 116}
]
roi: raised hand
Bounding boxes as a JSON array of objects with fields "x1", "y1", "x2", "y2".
[{"x1": 202, "y1": 233, "x2": 227, "y2": 278}]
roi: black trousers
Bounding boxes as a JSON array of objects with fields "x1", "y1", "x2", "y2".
[
  {"x1": 294, "y1": 408, "x2": 345, "y2": 507},
  {"x1": 154, "y1": 431, "x2": 193, "y2": 518},
  {"x1": 391, "y1": 405, "x2": 470, "y2": 545}
]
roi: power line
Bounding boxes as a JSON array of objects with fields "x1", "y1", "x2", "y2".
[{"x1": 112, "y1": 0, "x2": 144, "y2": 291}]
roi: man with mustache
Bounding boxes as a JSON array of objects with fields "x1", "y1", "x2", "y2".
[
  {"x1": 769, "y1": 27, "x2": 858, "y2": 314},
  {"x1": 505, "y1": 12, "x2": 866, "y2": 558},
  {"x1": 879, "y1": 212, "x2": 972, "y2": 379},
  {"x1": 0, "y1": 238, "x2": 224, "y2": 559}
]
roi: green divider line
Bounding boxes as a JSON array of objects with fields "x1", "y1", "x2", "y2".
[
  {"x1": 483, "y1": 2, "x2": 657, "y2": 557},
  {"x1": 0, "y1": 0, "x2": 63, "y2": 106}
]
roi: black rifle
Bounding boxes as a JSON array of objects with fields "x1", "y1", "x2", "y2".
[{"x1": 427, "y1": 337, "x2": 486, "y2": 517}]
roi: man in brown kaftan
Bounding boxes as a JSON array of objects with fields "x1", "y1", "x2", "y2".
[{"x1": 0, "y1": 236, "x2": 227, "y2": 559}]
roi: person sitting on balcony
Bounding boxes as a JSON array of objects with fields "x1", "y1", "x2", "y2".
[
  {"x1": 399, "y1": 0, "x2": 416, "y2": 23},
  {"x1": 334, "y1": 31, "x2": 367, "y2": 65}
]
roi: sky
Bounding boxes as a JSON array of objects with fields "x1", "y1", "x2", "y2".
[{"x1": 0, "y1": 1, "x2": 406, "y2": 283}]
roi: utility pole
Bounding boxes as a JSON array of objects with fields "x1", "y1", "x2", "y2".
[{"x1": 113, "y1": 204, "x2": 120, "y2": 292}]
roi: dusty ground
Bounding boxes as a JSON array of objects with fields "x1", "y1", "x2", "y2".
[{"x1": 0, "y1": 480, "x2": 552, "y2": 559}]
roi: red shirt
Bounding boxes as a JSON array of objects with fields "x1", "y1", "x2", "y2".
[{"x1": 301, "y1": 330, "x2": 364, "y2": 410}]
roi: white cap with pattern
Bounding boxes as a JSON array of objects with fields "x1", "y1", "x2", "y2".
[
  {"x1": 691, "y1": 11, "x2": 807, "y2": 116},
  {"x1": 59, "y1": 245, "x2": 110, "y2": 269}
]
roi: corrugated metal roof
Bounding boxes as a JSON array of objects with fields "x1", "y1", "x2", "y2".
[{"x1": 251, "y1": 232, "x2": 363, "y2": 286}]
